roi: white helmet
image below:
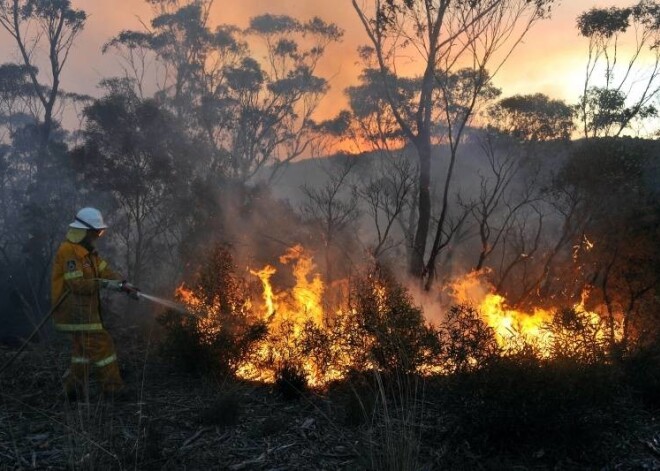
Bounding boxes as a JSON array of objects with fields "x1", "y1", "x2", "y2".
[{"x1": 69, "y1": 207, "x2": 108, "y2": 230}]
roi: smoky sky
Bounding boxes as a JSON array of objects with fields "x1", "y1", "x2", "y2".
[{"x1": 0, "y1": 0, "x2": 634, "y2": 121}]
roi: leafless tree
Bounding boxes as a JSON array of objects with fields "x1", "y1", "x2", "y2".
[
  {"x1": 493, "y1": 204, "x2": 544, "y2": 298},
  {"x1": 355, "y1": 152, "x2": 416, "y2": 259},
  {"x1": 469, "y1": 131, "x2": 540, "y2": 271},
  {"x1": 299, "y1": 157, "x2": 360, "y2": 281}
]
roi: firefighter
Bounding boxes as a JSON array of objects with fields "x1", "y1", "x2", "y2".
[{"x1": 51, "y1": 207, "x2": 139, "y2": 401}]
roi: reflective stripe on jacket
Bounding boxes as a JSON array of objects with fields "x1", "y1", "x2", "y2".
[{"x1": 51, "y1": 240, "x2": 120, "y2": 332}]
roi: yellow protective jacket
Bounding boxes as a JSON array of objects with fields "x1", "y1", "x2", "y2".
[{"x1": 51, "y1": 238, "x2": 121, "y2": 332}]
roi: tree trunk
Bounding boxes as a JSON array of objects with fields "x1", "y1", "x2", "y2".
[{"x1": 409, "y1": 138, "x2": 431, "y2": 278}]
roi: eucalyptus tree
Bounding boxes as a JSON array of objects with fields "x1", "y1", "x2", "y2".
[
  {"x1": 576, "y1": 1, "x2": 660, "y2": 138},
  {"x1": 74, "y1": 79, "x2": 194, "y2": 286},
  {"x1": 0, "y1": 63, "x2": 38, "y2": 141},
  {"x1": 105, "y1": 0, "x2": 343, "y2": 183},
  {"x1": 489, "y1": 93, "x2": 575, "y2": 142},
  {"x1": 0, "y1": 1, "x2": 86, "y2": 307},
  {"x1": 351, "y1": 0, "x2": 557, "y2": 288},
  {"x1": 0, "y1": 0, "x2": 86, "y2": 158}
]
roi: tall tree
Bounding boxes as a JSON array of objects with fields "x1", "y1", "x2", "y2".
[
  {"x1": 351, "y1": 0, "x2": 555, "y2": 288},
  {"x1": 0, "y1": 0, "x2": 86, "y2": 163},
  {"x1": 105, "y1": 1, "x2": 343, "y2": 183},
  {"x1": 74, "y1": 80, "x2": 193, "y2": 286},
  {"x1": 576, "y1": 1, "x2": 660, "y2": 138}
]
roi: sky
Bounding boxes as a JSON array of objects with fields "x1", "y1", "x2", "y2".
[{"x1": 0, "y1": 0, "x2": 635, "y2": 122}]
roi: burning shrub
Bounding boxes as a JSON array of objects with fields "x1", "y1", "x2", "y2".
[
  {"x1": 158, "y1": 245, "x2": 267, "y2": 377},
  {"x1": 547, "y1": 306, "x2": 609, "y2": 364},
  {"x1": 438, "y1": 304, "x2": 501, "y2": 374},
  {"x1": 350, "y1": 266, "x2": 442, "y2": 375}
]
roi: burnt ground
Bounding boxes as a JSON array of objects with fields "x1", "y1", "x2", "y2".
[{"x1": 1, "y1": 318, "x2": 660, "y2": 470}]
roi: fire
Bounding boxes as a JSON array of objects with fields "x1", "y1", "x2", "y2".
[
  {"x1": 239, "y1": 245, "x2": 336, "y2": 386},
  {"x1": 448, "y1": 270, "x2": 615, "y2": 357},
  {"x1": 174, "y1": 283, "x2": 222, "y2": 342},
  {"x1": 173, "y1": 246, "x2": 623, "y2": 388},
  {"x1": 249, "y1": 265, "x2": 276, "y2": 317},
  {"x1": 279, "y1": 245, "x2": 325, "y2": 328}
]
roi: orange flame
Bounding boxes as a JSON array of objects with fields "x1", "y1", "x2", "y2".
[
  {"x1": 239, "y1": 245, "x2": 333, "y2": 386},
  {"x1": 448, "y1": 270, "x2": 616, "y2": 356},
  {"x1": 175, "y1": 246, "x2": 622, "y2": 387},
  {"x1": 250, "y1": 265, "x2": 277, "y2": 318}
]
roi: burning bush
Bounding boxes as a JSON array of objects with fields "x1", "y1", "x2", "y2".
[
  {"x1": 350, "y1": 266, "x2": 442, "y2": 375},
  {"x1": 438, "y1": 304, "x2": 501, "y2": 374},
  {"x1": 157, "y1": 245, "x2": 267, "y2": 377},
  {"x1": 546, "y1": 306, "x2": 609, "y2": 364}
]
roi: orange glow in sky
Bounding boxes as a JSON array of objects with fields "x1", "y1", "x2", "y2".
[{"x1": 0, "y1": 1, "x2": 638, "y2": 121}]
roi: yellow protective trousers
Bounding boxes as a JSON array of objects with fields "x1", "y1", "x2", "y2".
[{"x1": 64, "y1": 330, "x2": 124, "y2": 394}]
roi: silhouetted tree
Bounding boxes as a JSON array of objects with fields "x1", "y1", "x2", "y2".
[
  {"x1": 300, "y1": 157, "x2": 360, "y2": 281},
  {"x1": 489, "y1": 93, "x2": 575, "y2": 142},
  {"x1": 105, "y1": 1, "x2": 343, "y2": 183},
  {"x1": 74, "y1": 80, "x2": 193, "y2": 286},
  {"x1": 351, "y1": 0, "x2": 556, "y2": 287},
  {"x1": 576, "y1": 2, "x2": 660, "y2": 138},
  {"x1": 0, "y1": 0, "x2": 86, "y2": 165}
]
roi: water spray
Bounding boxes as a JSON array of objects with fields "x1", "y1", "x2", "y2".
[{"x1": 136, "y1": 291, "x2": 190, "y2": 315}]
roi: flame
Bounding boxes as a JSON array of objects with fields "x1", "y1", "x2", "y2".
[
  {"x1": 174, "y1": 283, "x2": 222, "y2": 343},
  {"x1": 250, "y1": 265, "x2": 276, "y2": 318},
  {"x1": 239, "y1": 245, "x2": 334, "y2": 386},
  {"x1": 279, "y1": 245, "x2": 325, "y2": 327},
  {"x1": 175, "y1": 246, "x2": 623, "y2": 388},
  {"x1": 448, "y1": 270, "x2": 616, "y2": 357}
]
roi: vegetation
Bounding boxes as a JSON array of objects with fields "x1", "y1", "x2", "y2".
[
  {"x1": 0, "y1": 0, "x2": 659, "y2": 469},
  {"x1": 157, "y1": 245, "x2": 267, "y2": 377}
]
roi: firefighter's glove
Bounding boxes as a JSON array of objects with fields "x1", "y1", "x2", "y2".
[
  {"x1": 120, "y1": 281, "x2": 140, "y2": 300},
  {"x1": 101, "y1": 279, "x2": 124, "y2": 291}
]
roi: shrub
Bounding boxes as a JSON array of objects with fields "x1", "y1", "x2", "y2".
[
  {"x1": 350, "y1": 265, "x2": 442, "y2": 375},
  {"x1": 157, "y1": 245, "x2": 267, "y2": 377},
  {"x1": 547, "y1": 306, "x2": 609, "y2": 364},
  {"x1": 441, "y1": 356, "x2": 636, "y2": 467},
  {"x1": 438, "y1": 304, "x2": 500, "y2": 374}
]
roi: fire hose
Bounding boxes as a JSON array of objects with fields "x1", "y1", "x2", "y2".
[{"x1": 0, "y1": 284, "x2": 191, "y2": 377}]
